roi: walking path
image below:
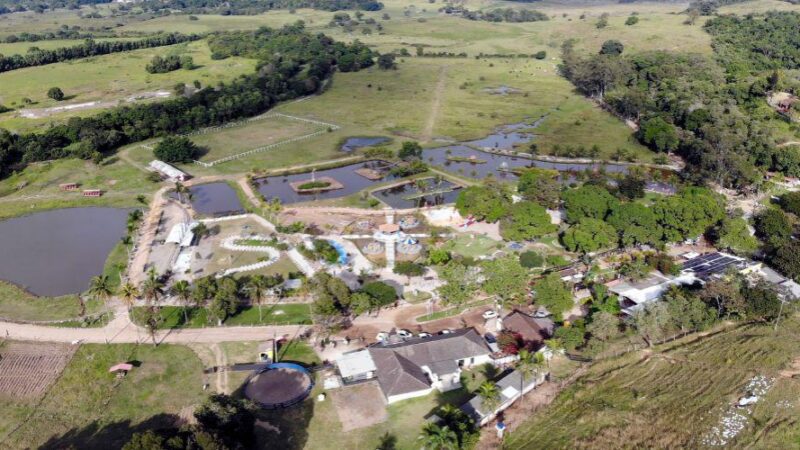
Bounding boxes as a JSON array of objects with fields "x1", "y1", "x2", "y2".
[
  {"x1": 422, "y1": 65, "x2": 448, "y2": 142},
  {"x1": 217, "y1": 235, "x2": 281, "y2": 276}
]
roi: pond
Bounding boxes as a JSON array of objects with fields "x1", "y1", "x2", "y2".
[
  {"x1": 372, "y1": 178, "x2": 462, "y2": 209},
  {"x1": 255, "y1": 161, "x2": 395, "y2": 205},
  {"x1": 423, "y1": 146, "x2": 629, "y2": 180},
  {"x1": 340, "y1": 137, "x2": 391, "y2": 152},
  {"x1": 0, "y1": 207, "x2": 129, "y2": 297},
  {"x1": 188, "y1": 183, "x2": 245, "y2": 217}
]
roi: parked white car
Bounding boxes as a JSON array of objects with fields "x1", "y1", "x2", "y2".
[
  {"x1": 418, "y1": 332, "x2": 432, "y2": 338},
  {"x1": 397, "y1": 329, "x2": 413, "y2": 339},
  {"x1": 376, "y1": 332, "x2": 389, "y2": 341},
  {"x1": 439, "y1": 329, "x2": 453, "y2": 335},
  {"x1": 482, "y1": 310, "x2": 498, "y2": 320}
]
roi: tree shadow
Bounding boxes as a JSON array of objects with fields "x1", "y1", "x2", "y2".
[
  {"x1": 252, "y1": 396, "x2": 315, "y2": 450},
  {"x1": 39, "y1": 413, "x2": 182, "y2": 450}
]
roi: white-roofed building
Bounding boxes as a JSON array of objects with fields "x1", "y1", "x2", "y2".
[
  {"x1": 149, "y1": 160, "x2": 191, "y2": 182},
  {"x1": 336, "y1": 349, "x2": 377, "y2": 383},
  {"x1": 165, "y1": 222, "x2": 198, "y2": 247},
  {"x1": 608, "y1": 271, "x2": 699, "y2": 315}
]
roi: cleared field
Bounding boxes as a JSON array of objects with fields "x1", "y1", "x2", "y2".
[
  {"x1": 0, "y1": 343, "x2": 206, "y2": 449},
  {"x1": 504, "y1": 317, "x2": 800, "y2": 449},
  {"x1": 0, "y1": 40, "x2": 256, "y2": 128},
  {"x1": 0, "y1": 157, "x2": 156, "y2": 219},
  {"x1": 189, "y1": 114, "x2": 326, "y2": 164},
  {"x1": 0, "y1": 5, "x2": 155, "y2": 37},
  {"x1": 0, "y1": 341, "x2": 77, "y2": 400}
]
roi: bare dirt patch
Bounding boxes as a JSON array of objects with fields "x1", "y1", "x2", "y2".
[
  {"x1": 0, "y1": 341, "x2": 77, "y2": 401},
  {"x1": 330, "y1": 381, "x2": 388, "y2": 432}
]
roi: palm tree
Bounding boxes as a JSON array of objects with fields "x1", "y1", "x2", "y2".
[
  {"x1": 516, "y1": 349, "x2": 545, "y2": 398},
  {"x1": 246, "y1": 275, "x2": 268, "y2": 323},
  {"x1": 140, "y1": 305, "x2": 161, "y2": 347},
  {"x1": 191, "y1": 222, "x2": 209, "y2": 239},
  {"x1": 140, "y1": 268, "x2": 164, "y2": 304},
  {"x1": 477, "y1": 381, "x2": 501, "y2": 416},
  {"x1": 418, "y1": 423, "x2": 458, "y2": 450},
  {"x1": 88, "y1": 274, "x2": 114, "y2": 324},
  {"x1": 171, "y1": 280, "x2": 192, "y2": 324},
  {"x1": 174, "y1": 181, "x2": 189, "y2": 203},
  {"x1": 119, "y1": 282, "x2": 140, "y2": 312},
  {"x1": 120, "y1": 235, "x2": 133, "y2": 260}
]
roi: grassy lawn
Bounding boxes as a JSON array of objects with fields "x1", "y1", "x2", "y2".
[
  {"x1": 0, "y1": 40, "x2": 256, "y2": 131},
  {"x1": 188, "y1": 114, "x2": 324, "y2": 163},
  {"x1": 0, "y1": 281, "x2": 104, "y2": 322},
  {"x1": 442, "y1": 233, "x2": 503, "y2": 259},
  {"x1": 131, "y1": 303, "x2": 312, "y2": 329},
  {"x1": 417, "y1": 298, "x2": 493, "y2": 323},
  {"x1": 0, "y1": 343, "x2": 207, "y2": 449},
  {"x1": 0, "y1": 157, "x2": 155, "y2": 219},
  {"x1": 504, "y1": 317, "x2": 800, "y2": 449},
  {"x1": 102, "y1": 241, "x2": 130, "y2": 292}
]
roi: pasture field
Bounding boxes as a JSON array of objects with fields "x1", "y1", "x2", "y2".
[
  {"x1": 189, "y1": 114, "x2": 326, "y2": 164},
  {"x1": 504, "y1": 317, "x2": 800, "y2": 449},
  {"x1": 0, "y1": 40, "x2": 256, "y2": 129},
  {"x1": 0, "y1": 157, "x2": 156, "y2": 219},
  {"x1": 0, "y1": 282, "x2": 103, "y2": 322},
  {"x1": 0, "y1": 4, "x2": 156, "y2": 37},
  {"x1": 0, "y1": 343, "x2": 206, "y2": 449}
]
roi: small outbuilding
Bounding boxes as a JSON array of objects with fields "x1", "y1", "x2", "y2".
[{"x1": 149, "y1": 160, "x2": 191, "y2": 182}]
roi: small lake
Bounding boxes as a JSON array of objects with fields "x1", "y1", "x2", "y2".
[
  {"x1": 372, "y1": 179, "x2": 462, "y2": 209},
  {"x1": 188, "y1": 183, "x2": 245, "y2": 217},
  {"x1": 0, "y1": 207, "x2": 129, "y2": 297},
  {"x1": 341, "y1": 137, "x2": 391, "y2": 152},
  {"x1": 255, "y1": 161, "x2": 396, "y2": 205}
]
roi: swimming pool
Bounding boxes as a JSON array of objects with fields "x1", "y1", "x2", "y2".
[{"x1": 328, "y1": 240, "x2": 348, "y2": 265}]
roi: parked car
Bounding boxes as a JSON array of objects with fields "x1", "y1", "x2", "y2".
[
  {"x1": 483, "y1": 333, "x2": 497, "y2": 344},
  {"x1": 376, "y1": 332, "x2": 389, "y2": 341},
  {"x1": 482, "y1": 310, "x2": 498, "y2": 320},
  {"x1": 397, "y1": 329, "x2": 413, "y2": 339},
  {"x1": 439, "y1": 329, "x2": 453, "y2": 335},
  {"x1": 533, "y1": 309, "x2": 551, "y2": 318},
  {"x1": 418, "y1": 332, "x2": 432, "y2": 338}
]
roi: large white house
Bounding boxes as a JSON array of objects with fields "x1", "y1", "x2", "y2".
[{"x1": 335, "y1": 328, "x2": 493, "y2": 404}]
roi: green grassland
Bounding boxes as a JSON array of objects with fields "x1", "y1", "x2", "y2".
[
  {"x1": 131, "y1": 303, "x2": 312, "y2": 328},
  {"x1": 189, "y1": 114, "x2": 325, "y2": 163},
  {"x1": 504, "y1": 317, "x2": 800, "y2": 449},
  {"x1": 0, "y1": 281, "x2": 104, "y2": 321},
  {"x1": 0, "y1": 343, "x2": 206, "y2": 448},
  {"x1": 0, "y1": 157, "x2": 156, "y2": 219},
  {"x1": 0, "y1": 40, "x2": 256, "y2": 130}
]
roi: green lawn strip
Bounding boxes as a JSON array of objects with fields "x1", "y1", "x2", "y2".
[
  {"x1": 131, "y1": 303, "x2": 312, "y2": 329},
  {"x1": 416, "y1": 298, "x2": 493, "y2": 323},
  {"x1": 102, "y1": 241, "x2": 130, "y2": 291},
  {"x1": 442, "y1": 233, "x2": 503, "y2": 259},
  {"x1": 0, "y1": 343, "x2": 206, "y2": 449},
  {"x1": 0, "y1": 281, "x2": 104, "y2": 322}
]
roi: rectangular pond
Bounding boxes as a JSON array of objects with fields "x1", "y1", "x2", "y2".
[
  {"x1": 0, "y1": 207, "x2": 129, "y2": 297},
  {"x1": 188, "y1": 182, "x2": 245, "y2": 217},
  {"x1": 254, "y1": 160, "x2": 396, "y2": 205}
]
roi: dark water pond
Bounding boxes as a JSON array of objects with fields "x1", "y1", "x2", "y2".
[
  {"x1": 341, "y1": 137, "x2": 391, "y2": 152},
  {"x1": 0, "y1": 207, "x2": 129, "y2": 297},
  {"x1": 373, "y1": 178, "x2": 462, "y2": 209},
  {"x1": 423, "y1": 146, "x2": 629, "y2": 180},
  {"x1": 188, "y1": 183, "x2": 245, "y2": 217},
  {"x1": 255, "y1": 161, "x2": 395, "y2": 204}
]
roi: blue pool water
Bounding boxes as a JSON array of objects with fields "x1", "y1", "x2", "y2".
[{"x1": 328, "y1": 240, "x2": 348, "y2": 265}]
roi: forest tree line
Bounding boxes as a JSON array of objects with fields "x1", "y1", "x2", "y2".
[
  {"x1": 0, "y1": 23, "x2": 375, "y2": 176},
  {"x1": 0, "y1": 33, "x2": 201, "y2": 73},
  {"x1": 0, "y1": 0, "x2": 382, "y2": 14}
]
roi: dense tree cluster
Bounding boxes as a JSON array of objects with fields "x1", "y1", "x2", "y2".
[
  {"x1": 560, "y1": 39, "x2": 783, "y2": 188},
  {"x1": 0, "y1": 0, "x2": 383, "y2": 15},
  {"x1": 145, "y1": 54, "x2": 194, "y2": 73},
  {"x1": 0, "y1": 23, "x2": 375, "y2": 176},
  {"x1": 705, "y1": 12, "x2": 800, "y2": 75},
  {"x1": 442, "y1": 6, "x2": 549, "y2": 23},
  {"x1": 0, "y1": 33, "x2": 200, "y2": 73},
  {"x1": 2, "y1": 29, "x2": 100, "y2": 43},
  {"x1": 153, "y1": 136, "x2": 200, "y2": 163}
]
